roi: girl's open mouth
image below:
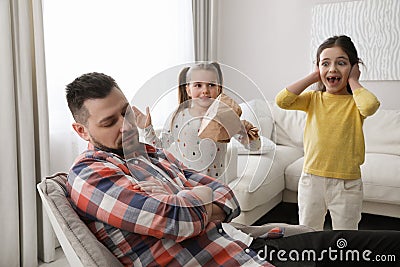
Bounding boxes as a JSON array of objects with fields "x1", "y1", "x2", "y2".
[{"x1": 327, "y1": 76, "x2": 341, "y2": 85}]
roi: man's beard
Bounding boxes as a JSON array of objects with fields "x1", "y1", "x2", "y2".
[{"x1": 91, "y1": 136, "x2": 124, "y2": 158}]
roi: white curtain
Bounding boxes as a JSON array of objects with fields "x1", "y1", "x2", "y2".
[
  {"x1": 192, "y1": 0, "x2": 218, "y2": 61},
  {"x1": 0, "y1": 0, "x2": 52, "y2": 266}
]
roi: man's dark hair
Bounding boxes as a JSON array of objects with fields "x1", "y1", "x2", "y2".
[{"x1": 66, "y1": 72, "x2": 121, "y2": 124}]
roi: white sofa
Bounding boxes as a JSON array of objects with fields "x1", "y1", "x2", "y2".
[{"x1": 228, "y1": 99, "x2": 400, "y2": 225}]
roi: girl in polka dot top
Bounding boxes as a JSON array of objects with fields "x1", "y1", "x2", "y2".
[{"x1": 133, "y1": 62, "x2": 261, "y2": 180}]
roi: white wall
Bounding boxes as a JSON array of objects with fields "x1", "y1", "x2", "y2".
[{"x1": 216, "y1": 0, "x2": 399, "y2": 110}]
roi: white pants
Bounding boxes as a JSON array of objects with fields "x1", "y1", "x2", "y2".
[{"x1": 298, "y1": 173, "x2": 363, "y2": 231}]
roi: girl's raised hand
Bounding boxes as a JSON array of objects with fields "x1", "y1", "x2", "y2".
[
  {"x1": 286, "y1": 64, "x2": 321, "y2": 95},
  {"x1": 132, "y1": 106, "x2": 152, "y2": 129},
  {"x1": 312, "y1": 64, "x2": 322, "y2": 83},
  {"x1": 349, "y1": 63, "x2": 361, "y2": 82},
  {"x1": 348, "y1": 64, "x2": 363, "y2": 91}
]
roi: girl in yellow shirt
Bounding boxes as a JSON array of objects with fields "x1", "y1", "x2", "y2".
[{"x1": 276, "y1": 35, "x2": 380, "y2": 230}]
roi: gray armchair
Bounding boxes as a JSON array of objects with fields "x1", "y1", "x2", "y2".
[{"x1": 37, "y1": 173, "x2": 123, "y2": 267}]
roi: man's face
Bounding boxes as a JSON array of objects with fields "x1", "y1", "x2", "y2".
[{"x1": 73, "y1": 87, "x2": 139, "y2": 153}]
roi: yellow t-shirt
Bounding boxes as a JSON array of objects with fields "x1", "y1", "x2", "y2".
[{"x1": 275, "y1": 88, "x2": 380, "y2": 179}]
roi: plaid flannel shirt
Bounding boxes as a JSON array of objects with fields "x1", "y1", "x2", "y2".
[{"x1": 67, "y1": 143, "x2": 274, "y2": 266}]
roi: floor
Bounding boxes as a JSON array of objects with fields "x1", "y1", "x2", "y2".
[
  {"x1": 38, "y1": 247, "x2": 68, "y2": 267},
  {"x1": 254, "y1": 202, "x2": 400, "y2": 231},
  {"x1": 38, "y1": 202, "x2": 400, "y2": 267}
]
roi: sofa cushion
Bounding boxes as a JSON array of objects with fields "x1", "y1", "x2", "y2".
[
  {"x1": 230, "y1": 145, "x2": 303, "y2": 211},
  {"x1": 363, "y1": 109, "x2": 400, "y2": 156},
  {"x1": 270, "y1": 103, "x2": 306, "y2": 148},
  {"x1": 362, "y1": 153, "x2": 400, "y2": 205},
  {"x1": 284, "y1": 157, "x2": 304, "y2": 192},
  {"x1": 239, "y1": 99, "x2": 274, "y2": 139},
  {"x1": 231, "y1": 135, "x2": 275, "y2": 155}
]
